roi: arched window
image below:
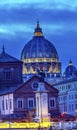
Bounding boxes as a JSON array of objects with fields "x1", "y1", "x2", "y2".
[
  {"x1": 17, "y1": 98, "x2": 24, "y2": 109},
  {"x1": 3, "y1": 71, "x2": 11, "y2": 80},
  {"x1": 2, "y1": 100, "x2": 4, "y2": 110},
  {"x1": 49, "y1": 97, "x2": 56, "y2": 108},
  {"x1": 28, "y1": 98, "x2": 34, "y2": 109},
  {"x1": 6, "y1": 99, "x2": 8, "y2": 110}
]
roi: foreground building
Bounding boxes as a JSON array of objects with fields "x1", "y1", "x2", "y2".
[
  {"x1": 0, "y1": 75, "x2": 59, "y2": 119},
  {"x1": 0, "y1": 76, "x2": 59, "y2": 115},
  {"x1": 0, "y1": 48, "x2": 59, "y2": 121}
]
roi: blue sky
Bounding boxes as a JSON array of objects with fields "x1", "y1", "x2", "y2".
[{"x1": 0, "y1": 0, "x2": 77, "y2": 73}]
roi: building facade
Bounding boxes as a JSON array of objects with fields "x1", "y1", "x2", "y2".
[
  {"x1": 0, "y1": 76, "x2": 59, "y2": 120},
  {"x1": 0, "y1": 47, "x2": 23, "y2": 89},
  {"x1": 53, "y1": 78, "x2": 77, "y2": 116}
]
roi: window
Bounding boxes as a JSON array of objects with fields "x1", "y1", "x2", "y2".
[
  {"x1": 60, "y1": 86, "x2": 61, "y2": 91},
  {"x1": 72, "y1": 104, "x2": 74, "y2": 111},
  {"x1": 3, "y1": 71, "x2": 11, "y2": 80},
  {"x1": 69, "y1": 104, "x2": 71, "y2": 111},
  {"x1": 64, "y1": 105, "x2": 67, "y2": 112},
  {"x1": 58, "y1": 97, "x2": 60, "y2": 102},
  {"x1": 75, "y1": 94, "x2": 77, "y2": 99},
  {"x1": 9, "y1": 99, "x2": 12, "y2": 109},
  {"x1": 62, "y1": 86, "x2": 63, "y2": 90},
  {"x1": 49, "y1": 98, "x2": 55, "y2": 108},
  {"x1": 72, "y1": 94, "x2": 73, "y2": 99},
  {"x1": 28, "y1": 98, "x2": 34, "y2": 109},
  {"x1": 61, "y1": 96, "x2": 62, "y2": 101},
  {"x1": 17, "y1": 98, "x2": 23, "y2": 109},
  {"x1": 75, "y1": 104, "x2": 77, "y2": 109},
  {"x1": 69, "y1": 95, "x2": 71, "y2": 100},
  {"x1": 2, "y1": 100, "x2": 4, "y2": 110},
  {"x1": 6, "y1": 100, "x2": 8, "y2": 110},
  {"x1": 69, "y1": 104, "x2": 74, "y2": 111},
  {"x1": 69, "y1": 94, "x2": 74, "y2": 100},
  {"x1": 63, "y1": 96, "x2": 67, "y2": 101},
  {"x1": 68, "y1": 84, "x2": 71, "y2": 88}
]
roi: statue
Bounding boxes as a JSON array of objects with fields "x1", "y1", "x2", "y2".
[{"x1": 36, "y1": 68, "x2": 45, "y2": 81}]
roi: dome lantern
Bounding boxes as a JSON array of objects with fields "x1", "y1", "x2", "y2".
[
  {"x1": 34, "y1": 21, "x2": 43, "y2": 36},
  {"x1": 69, "y1": 60, "x2": 73, "y2": 66}
]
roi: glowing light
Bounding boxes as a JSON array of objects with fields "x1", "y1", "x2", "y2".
[
  {"x1": 34, "y1": 32, "x2": 43, "y2": 36},
  {"x1": 22, "y1": 58, "x2": 58, "y2": 63},
  {"x1": 0, "y1": 122, "x2": 51, "y2": 128}
]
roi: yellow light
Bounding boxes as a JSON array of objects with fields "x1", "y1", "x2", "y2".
[
  {"x1": 75, "y1": 110, "x2": 77, "y2": 112},
  {"x1": 34, "y1": 32, "x2": 43, "y2": 36},
  {"x1": 0, "y1": 122, "x2": 51, "y2": 129},
  {"x1": 22, "y1": 58, "x2": 58, "y2": 63},
  {"x1": 39, "y1": 122, "x2": 51, "y2": 128},
  {"x1": 0, "y1": 123, "x2": 9, "y2": 128}
]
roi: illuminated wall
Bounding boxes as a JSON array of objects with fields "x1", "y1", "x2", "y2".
[{"x1": 22, "y1": 58, "x2": 61, "y2": 74}]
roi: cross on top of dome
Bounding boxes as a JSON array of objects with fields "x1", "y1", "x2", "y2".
[
  {"x1": 34, "y1": 21, "x2": 43, "y2": 36},
  {"x1": 37, "y1": 21, "x2": 40, "y2": 28}
]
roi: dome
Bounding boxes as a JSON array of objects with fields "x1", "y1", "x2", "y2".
[
  {"x1": 21, "y1": 22, "x2": 61, "y2": 75},
  {"x1": 21, "y1": 21, "x2": 58, "y2": 59},
  {"x1": 64, "y1": 60, "x2": 77, "y2": 77}
]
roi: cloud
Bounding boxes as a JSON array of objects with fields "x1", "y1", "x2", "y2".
[
  {"x1": 0, "y1": 7, "x2": 77, "y2": 27},
  {"x1": 0, "y1": 0, "x2": 77, "y2": 33},
  {"x1": 0, "y1": 0, "x2": 77, "y2": 10}
]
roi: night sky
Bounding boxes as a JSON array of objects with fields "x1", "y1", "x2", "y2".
[{"x1": 0, "y1": 0, "x2": 77, "y2": 73}]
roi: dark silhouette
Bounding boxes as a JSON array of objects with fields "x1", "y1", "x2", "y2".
[{"x1": 36, "y1": 68, "x2": 45, "y2": 81}]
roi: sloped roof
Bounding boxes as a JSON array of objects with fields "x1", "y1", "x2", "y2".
[
  {"x1": 0, "y1": 84, "x2": 22, "y2": 95},
  {"x1": 14, "y1": 75, "x2": 58, "y2": 93},
  {"x1": 0, "y1": 75, "x2": 58, "y2": 96},
  {"x1": 0, "y1": 48, "x2": 20, "y2": 62}
]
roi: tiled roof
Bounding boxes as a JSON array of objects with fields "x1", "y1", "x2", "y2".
[
  {"x1": 0, "y1": 84, "x2": 22, "y2": 95},
  {"x1": 0, "y1": 49, "x2": 20, "y2": 62}
]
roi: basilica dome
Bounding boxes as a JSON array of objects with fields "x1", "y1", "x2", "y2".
[
  {"x1": 21, "y1": 22, "x2": 61, "y2": 75},
  {"x1": 21, "y1": 22, "x2": 58, "y2": 59},
  {"x1": 64, "y1": 60, "x2": 77, "y2": 77}
]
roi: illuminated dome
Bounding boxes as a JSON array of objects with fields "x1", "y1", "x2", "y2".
[
  {"x1": 21, "y1": 22, "x2": 61, "y2": 75},
  {"x1": 21, "y1": 22, "x2": 58, "y2": 59},
  {"x1": 64, "y1": 60, "x2": 77, "y2": 77}
]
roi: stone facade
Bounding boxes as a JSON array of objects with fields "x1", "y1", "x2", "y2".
[
  {"x1": 0, "y1": 76, "x2": 59, "y2": 118},
  {"x1": 0, "y1": 49, "x2": 23, "y2": 88},
  {"x1": 53, "y1": 78, "x2": 77, "y2": 116}
]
